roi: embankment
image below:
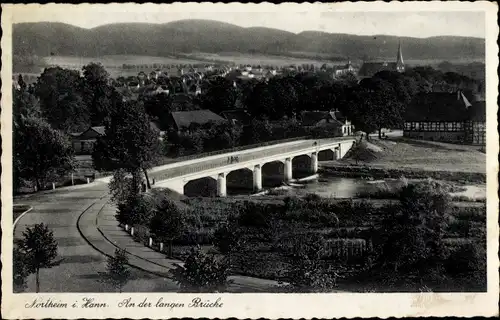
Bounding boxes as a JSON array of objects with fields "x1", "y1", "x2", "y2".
[{"x1": 319, "y1": 165, "x2": 486, "y2": 184}]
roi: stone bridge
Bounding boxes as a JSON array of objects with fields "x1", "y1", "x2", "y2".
[{"x1": 150, "y1": 138, "x2": 356, "y2": 197}]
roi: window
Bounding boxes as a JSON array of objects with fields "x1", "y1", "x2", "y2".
[
  {"x1": 447, "y1": 122, "x2": 453, "y2": 131},
  {"x1": 415, "y1": 122, "x2": 420, "y2": 130}
]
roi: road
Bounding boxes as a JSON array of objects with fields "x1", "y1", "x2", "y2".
[{"x1": 13, "y1": 183, "x2": 178, "y2": 293}]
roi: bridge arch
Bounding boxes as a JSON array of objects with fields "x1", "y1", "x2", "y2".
[
  {"x1": 226, "y1": 168, "x2": 254, "y2": 195},
  {"x1": 261, "y1": 160, "x2": 285, "y2": 187},
  {"x1": 318, "y1": 148, "x2": 336, "y2": 161},
  {"x1": 292, "y1": 154, "x2": 312, "y2": 179},
  {"x1": 184, "y1": 176, "x2": 217, "y2": 197}
]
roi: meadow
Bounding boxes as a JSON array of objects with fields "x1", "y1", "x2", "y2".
[{"x1": 332, "y1": 137, "x2": 486, "y2": 174}]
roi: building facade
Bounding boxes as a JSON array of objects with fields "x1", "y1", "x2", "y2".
[{"x1": 403, "y1": 91, "x2": 485, "y2": 145}]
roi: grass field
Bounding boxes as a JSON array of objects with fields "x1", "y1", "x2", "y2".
[
  {"x1": 334, "y1": 137, "x2": 486, "y2": 174},
  {"x1": 183, "y1": 52, "x2": 333, "y2": 67}
]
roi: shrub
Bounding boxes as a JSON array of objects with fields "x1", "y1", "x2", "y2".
[
  {"x1": 170, "y1": 246, "x2": 231, "y2": 292},
  {"x1": 175, "y1": 228, "x2": 214, "y2": 246},
  {"x1": 445, "y1": 242, "x2": 486, "y2": 279},
  {"x1": 149, "y1": 199, "x2": 187, "y2": 257},
  {"x1": 115, "y1": 194, "x2": 155, "y2": 226},
  {"x1": 109, "y1": 169, "x2": 136, "y2": 205},
  {"x1": 237, "y1": 202, "x2": 270, "y2": 228},
  {"x1": 373, "y1": 181, "x2": 452, "y2": 276},
  {"x1": 304, "y1": 192, "x2": 322, "y2": 202},
  {"x1": 214, "y1": 222, "x2": 241, "y2": 254},
  {"x1": 285, "y1": 259, "x2": 337, "y2": 292}
]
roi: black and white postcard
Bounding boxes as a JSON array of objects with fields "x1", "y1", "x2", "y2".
[{"x1": 1, "y1": 2, "x2": 498, "y2": 318}]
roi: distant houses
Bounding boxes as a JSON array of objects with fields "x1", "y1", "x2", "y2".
[{"x1": 403, "y1": 90, "x2": 485, "y2": 145}]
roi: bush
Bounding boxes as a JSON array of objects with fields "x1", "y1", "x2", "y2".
[
  {"x1": 372, "y1": 181, "x2": 452, "y2": 276},
  {"x1": 149, "y1": 199, "x2": 187, "y2": 256},
  {"x1": 237, "y1": 202, "x2": 270, "y2": 228},
  {"x1": 214, "y1": 223, "x2": 241, "y2": 254},
  {"x1": 115, "y1": 194, "x2": 155, "y2": 226},
  {"x1": 170, "y1": 246, "x2": 231, "y2": 292},
  {"x1": 445, "y1": 242, "x2": 486, "y2": 278},
  {"x1": 175, "y1": 228, "x2": 214, "y2": 246},
  {"x1": 109, "y1": 169, "x2": 136, "y2": 205}
]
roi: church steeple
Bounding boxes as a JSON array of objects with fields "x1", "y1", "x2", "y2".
[{"x1": 396, "y1": 40, "x2": 405, "y2": 72}]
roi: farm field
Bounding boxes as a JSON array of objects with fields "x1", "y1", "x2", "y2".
[
  {"x1": 182, "y1": 52, "x2": 334, "y2": 67},
  {"x1": 331, "y1": 137, "x2": 486, "y2": 174}
]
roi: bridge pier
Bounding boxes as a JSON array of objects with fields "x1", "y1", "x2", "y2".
[
  {"x1": 284, "y1": 158, "x2": 293, "y2": 182},
  {"x1": 217, "y1": 173, "x2": 227, "y2": 197},
  {"x1": 311, "y1": 152, "x2": 318, "y2": 173},
  {"x1": 334, "y1": 148, "x2": 340, "y2": 160},
  {"x1": 253, "y1": 164, "x2": 262, "y2": 192}
]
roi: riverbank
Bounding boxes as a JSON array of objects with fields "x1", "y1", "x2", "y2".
[{"x1": 319, "y1": 164, "x2": 486, "y2": 184}]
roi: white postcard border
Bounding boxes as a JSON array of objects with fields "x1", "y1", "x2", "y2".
[{"x1": 2, "y1": 2, "x2": 498, "y2": 319}]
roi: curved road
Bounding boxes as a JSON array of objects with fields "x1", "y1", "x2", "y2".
[{"x1": 13, "y1": 183, "x2": 178, "y2": 293}]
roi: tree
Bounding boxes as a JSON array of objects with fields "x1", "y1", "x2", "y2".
[
  {"x1": 13, "y1": 246, "x2": 29, "y2": 292},
  {"x1": 82, "y1": 63, "x2": 116, "y2": 126},
  {"x1": 15, "y1": 223, "x2": 59, "y2": 292},
  {"x1": 15, "y1": 116, "x2": 75, "y2": 191},
  {"x1": 101, "y1": 249, "x2": 131, "y2": 293},
  {"x1": 244, "y1": 82, "x2": 277, "y2": 120},
  {"x1": 200, "y1": 77, "x2": 238, "y2": 113},
  {"x1": 374, "y1": 180, "x2": 451, "y2": 278},
  {"x1": 116, "y1": 194, "x2": 155, "y2": 226},
  {"x1": 108, "y1": 168, "x2": 136, "y2": 205},
  {"x1": 170, "y1": 246, "x2": 231, "y2": 292},
  {"x1": 344, "y1": 79, "x2": 404, "y2": 139},
  {"x1": 142, "y1": 93, "x2": 173, "y2": 130},
  {"x1": 35, "y1": 67, "x2": 89, "y2": 132},
  {"x1": 202, "y1": 121, "x2": 242, "y2": 152},
  {"x1": 285, "y1": 233, "x2": 337, "y2": 292},
  {"x1": 149, "y1": 199, "x2": 186, "y2": 257},
  {"x1": 241, "y1": 119, "x2": 273, "y2": 144},
  {"x1": 13, "y1": 84, "x2": 41, "y2": 127},
  {"x1": 92, "y1": 101, "x2": 161, "y2": 189}
]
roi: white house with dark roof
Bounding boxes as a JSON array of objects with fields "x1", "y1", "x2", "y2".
[{"x1": 71, "y1": 126, "x2": 105, "y2": 154}]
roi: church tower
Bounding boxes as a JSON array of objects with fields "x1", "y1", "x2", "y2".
[{"x1": 396, "y1": 40, "x2": 405, "y2": 72}]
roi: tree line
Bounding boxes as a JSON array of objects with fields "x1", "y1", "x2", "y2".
[{"x1": 13, "y1": 62, "x2": 481, "y2": 192}]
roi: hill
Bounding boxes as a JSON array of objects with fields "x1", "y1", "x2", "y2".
[{"x1": 13, "y1": 20, "x2": 485, "y2": 61}]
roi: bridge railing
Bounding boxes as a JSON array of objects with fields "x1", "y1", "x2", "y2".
[
  {"x1": 158, "y1": 136, "x2": 311, "y2": 166},
  {"x1": 151, "y1": 138, "x2": 346, "y2": 181}
]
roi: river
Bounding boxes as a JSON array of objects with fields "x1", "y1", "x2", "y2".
[{"x1": 264, "y1": 175, "x2": 486, "y2": 201}]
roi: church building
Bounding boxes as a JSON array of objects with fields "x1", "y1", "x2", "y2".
[{"x1": 358, "y1": 41, "x2": 405, "y2": 78}]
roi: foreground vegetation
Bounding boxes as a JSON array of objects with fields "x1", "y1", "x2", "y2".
[{"x1": 112, "y1": 177, "x2": 486, "y2": 293}]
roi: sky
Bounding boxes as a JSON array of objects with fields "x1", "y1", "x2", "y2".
[{"x1": 8, "y1": 3, "x2": 486, "y2": 38}]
